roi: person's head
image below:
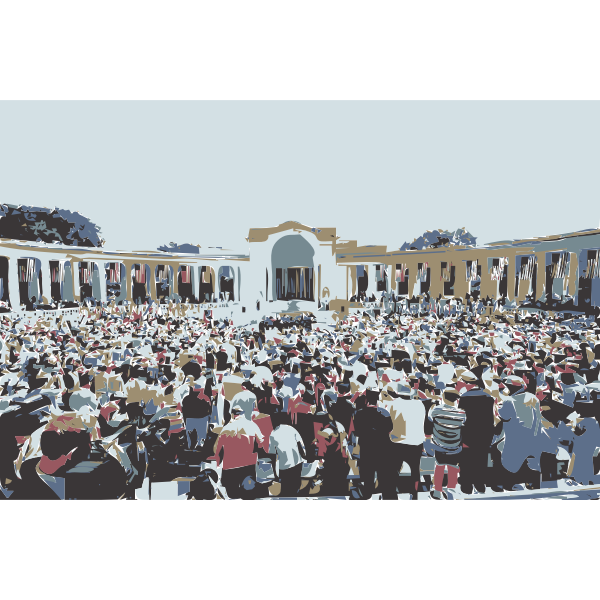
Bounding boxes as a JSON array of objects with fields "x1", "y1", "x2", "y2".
[
  {"x1": 230, "y1": 390, "x2": 257, "y2": 419},
  {"x1": 503, "y1": 375, "x2": 525, "y2": 395},
  {"x1": 443, "y1": 388, "x2": 460, "y2": 405},
  {"x1": 231, "y1": 406, "x2": 244, "y2": 420},
  {"x1": 271, "y1": 410, "x2": 292, "y2": 428}
]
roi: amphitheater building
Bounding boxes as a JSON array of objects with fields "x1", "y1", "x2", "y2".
[{"x1": 1, "y1": 221, "x2": 600, "y2": 316}]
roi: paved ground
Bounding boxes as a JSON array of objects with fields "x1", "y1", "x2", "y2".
[{"x1": 136, "y1": 472, "x2": 600, "y2": 501}]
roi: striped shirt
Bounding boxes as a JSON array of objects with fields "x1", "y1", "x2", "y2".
[{"x1": 428, "y1": 404, "x2": 467, "y2": 454}]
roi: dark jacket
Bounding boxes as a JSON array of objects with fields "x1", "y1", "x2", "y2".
[{"x1": 458, "y1": 389, "x2": 496, "y2": 449}]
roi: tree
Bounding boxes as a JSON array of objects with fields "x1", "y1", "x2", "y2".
[
  {"x1": 157, "y1": 242, "x2": 201, "y2": 253},
  {"x1": 0, "y1": 203, "x2": 105, "y2": 247},
  {"x1": 400, "y1": 227, "x2": 476, "y2": 251}
]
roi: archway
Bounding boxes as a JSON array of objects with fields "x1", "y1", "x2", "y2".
[
  {"x1": 17, "y1": 257, "x2": 42, "y2": 306},
  {"x1": 131, "y1": 263, "x2": 150, "y2": 305},
  {"x1": 79, "y1": 261, "x2": 100, "y2": 304},
  {"x1": 49, "y1": 260, "x2": 68, "y2": 303},
  {"x1": 178, "y1": 264, "x2": 195, "y2": 303},
  {"x1": 155, "y1": 264, "x2": 173, "y2": 301},
  {"x1": 271, "y1": 234, "x2": 315, "y2": 301},
  {"x1": 0, "y1": 256, "x2": 10, "y2": 308},
  {"x1": 199, "y1": 266, "x2": 216, "y2": 302},
  {"x1": 218, "y1": 266, "x2": 235, "y2": 301},
  {"x1": 106, "y1": 262, "x2": 125, "y2": 303}
]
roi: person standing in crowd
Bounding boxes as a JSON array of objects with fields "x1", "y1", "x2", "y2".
[
  {"x1": 457, "y1": 378, "x2": 497, "y2": 495},
  {"x1": 497, "y1": 375, "x2": 545, "y2": 490},
  {"x1": 353, "y1": 385, "x2": 394, "y2": 499},
  {"x1": 380, "y1": 383, "x2": 425, "y2": 500},
  {"x1": 213, "y1": 391, "x2": 264, "y2": 499},
  {"x1": 569, "y1": 412, "x2": 600, "y2": 485},
  {"x1": 182, "y1": 376, "x2": 212, "y2": 450},
  {"x1": 315, "y1": 391, "x2": 350, "y2": 497},
  {"x1": 268, "y1": 412, "x2": 306, "y2": 497},
  {"x1": 428, "y1": 388, "x2": 466, "y2": 499}
]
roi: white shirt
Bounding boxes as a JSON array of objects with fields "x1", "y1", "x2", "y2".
[
  {"x1": 323, "y1": 421, "x2": 350, "y2": 454},
  {"x1": 173, "y1": 382, "x2": 190, "y2": 406},
  {"x1": 268, "y1": 425, "x2": 305, "y2": 471},
  {"x1": 381, "y1": 397, "x2": 426, "y2": 445}
]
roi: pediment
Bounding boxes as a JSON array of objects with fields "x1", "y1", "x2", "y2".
[{"x1": 247, "y1": 221, "x2": 336, "y2": 244}]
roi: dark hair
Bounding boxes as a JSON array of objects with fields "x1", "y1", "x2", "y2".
[
  {"x1": 271, "y1": 411, "x2": 292, "y2": 428},
  {"x1": 365, "y1": 388, "x2": 380, "y2": 406}
]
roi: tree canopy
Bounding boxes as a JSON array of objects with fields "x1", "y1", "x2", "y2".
[
  {"x1": 0, "y1": 203, "x2": 105, "y2": 247},
  {"x1": 157, "y1": 242, "x2": 201, "y2": 253},
  {"x1": 400, "y1": 227, "x2": 476, "y2": 251}
]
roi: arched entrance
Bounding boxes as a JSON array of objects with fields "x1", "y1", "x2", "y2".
[
  {"x1": 155, "y1": 264, "x2": 173, "y2": 301},
  {"x1": 79, "y1": 261, "x2": 100, "y2": 304},
  {"x1": 218, "y1": 266, "x2": 235, "y2": 301},
  {"x1": 178, "y1": 264, "x2": 195, "y2": 303},
  {"x1": 199, "y1": 266, "x2": 216, "y2": 302},
  {"x1": 0, "y1": 256, "x2": 10, "y2": 308},
  {"x1": 18, "y1": 257, "x2": 42, "y2": 306},
  {"x1": 131, "y1": 263, "x2": 150, "y2": 304},
  {"x1": 106, "y1": 262, "x2": 125, "y2": 303},
  {"x1": 271, "y1": 235, "x2": 315, "y2": 301},
  {"x1": 49, "y1": 260, "x2": 68, "y2": 303}
]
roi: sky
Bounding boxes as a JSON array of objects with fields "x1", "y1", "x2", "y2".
[{"x1": 0, "y1": 101, "x2": 598, "y2": 253}]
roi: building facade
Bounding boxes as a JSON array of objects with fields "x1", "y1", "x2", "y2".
[{"x1": 2, "y1": 221, "x2": 600, "y2": 314}]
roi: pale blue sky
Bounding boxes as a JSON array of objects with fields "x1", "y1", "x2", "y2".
[{"x1": 0, "y1": 102, "x2": 598, "y2": 252}]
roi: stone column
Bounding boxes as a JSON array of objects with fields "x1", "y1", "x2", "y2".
[
  {"x1": 215, "y1": 264, "x2": 221, "y2": 300},
  {"x1": 168, "y1": 264, "x2": 175, "y2": 300},
  {"x1": 479, "y1": 257, "x2": 494, "y2": 299},
  {"x1": 317, "y1": 264, "x2": 321, "y2": 305},
  {"x1": 71, "y1": 259, "x2": 81, "y2": 302},
  {"x1": 429, "y1": 260, "x2": 443, "y2": 299},
  {"x1": 365, "y1": 264, "x2": 377, "y2": 299},
  {"x1": 535, "y1": 251, "x2": 546, "y2": 301},
  {"x1": 453, "y1": 261, "x2": 468, "y2": 300},
  {"x1": 567, "y1": 251, "x2": 578, "y2": 298},
  {"x1": 122, "y1": 260, "x2": 134, "y2": 303},
  {"x1": 265, "y1": 266, "x2": 274, "y2": 302},
  {"x1": 506, "y1": 255, "x2": 515, "y2": 301},
  {"x1": 192, "y1": 265, "x2": 202, "y2": 302},
  {"x1": 8, "y1": 256, "x2": 22, "y2": 310},
  {"x1": 95, "y1": 260, "x2": 107, "y2": 303},
  {"x1": 39, "y1": 256, "x2": 52, "y2": 304}
]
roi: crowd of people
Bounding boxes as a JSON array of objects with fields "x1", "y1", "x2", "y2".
[{"x1": 1, "y1": 295, "x2": 600, "y2": 500}]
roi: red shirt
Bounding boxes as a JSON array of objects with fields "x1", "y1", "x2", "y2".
[
  {"x1": 214, "y1": 418, "x2": 264, "y2": 470},
  {"x1": 252, "y1": 413, "x2": 274, "y2": 451},
  {"x1": 287, "y1": 394, "x2": 312, "y2": 424}
]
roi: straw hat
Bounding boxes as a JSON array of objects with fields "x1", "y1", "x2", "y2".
[{"x1": 460, "y1": 370, "x2": 478, "y2": 383}]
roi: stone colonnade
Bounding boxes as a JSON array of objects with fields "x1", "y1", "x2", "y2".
[
  {"x1": 0, "y1": 243, "x2": 242, "y2": 310},
  {"x1": 340, "y1": 235, "x2": 600, "y2": 306}
]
